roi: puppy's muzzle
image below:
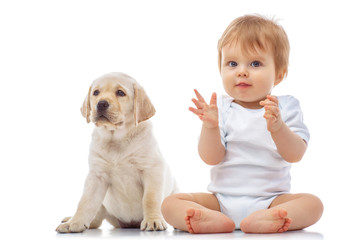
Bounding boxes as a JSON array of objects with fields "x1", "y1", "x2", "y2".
[
  {"x1": 97, "y1": 100, "x2": 109, "y2": 112},
  {"x1": 94, "y1": 100, "x2": 123, "y2": 127}
]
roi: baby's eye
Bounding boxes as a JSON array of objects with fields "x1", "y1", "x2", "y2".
[
  {"x1": 228, "y1": 61, "x2": 238, "y2": 67},
  {"x1": 250, "y1": 61, "x2": 262, "y2": 67}
]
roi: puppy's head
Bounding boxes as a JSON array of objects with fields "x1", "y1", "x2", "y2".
[{"x1": 81, "y1": 73, "x2": 155, "y2": 129}]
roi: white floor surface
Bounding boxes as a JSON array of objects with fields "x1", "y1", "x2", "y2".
[
  {"x1": 48, "y1": 221, "x2": 356, "y2": 240},
  {"x1": 54, "y1": 225, "x2": 324, "y2": 240}
]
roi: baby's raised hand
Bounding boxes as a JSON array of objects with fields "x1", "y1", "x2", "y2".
[
  {"x1": 189, "y1": 89, "x2": 219, "y2": 129},
  {"x1": 260, "y1": 95, "x2": 283, "y2": 133}
]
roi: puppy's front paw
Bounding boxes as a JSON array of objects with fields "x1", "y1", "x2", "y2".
[
  {"x1": 61, "y1": 216, "x2": 72, "y2": 223},
  {"x1": 56, "y1": 220, "x2": 88, "y2": 233},
  {"x1": 140, "y1": 217, "x2": 167, "y2": 231}
]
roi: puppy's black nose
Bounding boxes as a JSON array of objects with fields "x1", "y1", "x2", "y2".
[{"x1": 97, "y1": 100, "x2": 109, "y2": 111}]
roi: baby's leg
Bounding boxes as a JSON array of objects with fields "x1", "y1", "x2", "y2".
[
  {"x1": 269, "y1": 193, "x2": 323, "y2": 230},
  {"x1": 240, "y1": 193, "x2": 323, "y2": 233},
  {"x1": 161, "y1": 193, "x2": 235, "y2": 233},
  {"x1": 185, "y1": 207, "x2": 235, "y2": 234},
  {"x1": 240, "y1": 208, "x2": 292, "y2": 233}
]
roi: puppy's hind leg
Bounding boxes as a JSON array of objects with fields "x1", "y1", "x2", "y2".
[
  {"x1": 105, "y1": 213, "x2": 121, "y2": 228},
  {"x1": 90, "y1": 205, "x2": 121, "y2": 229},
  {"x1": 89, "y1": 205, "x2": 107, "y2": 229}
]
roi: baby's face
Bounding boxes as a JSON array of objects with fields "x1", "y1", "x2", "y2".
[{"x1": 220, "y1": 43, "x2": 283, "y2": 109}]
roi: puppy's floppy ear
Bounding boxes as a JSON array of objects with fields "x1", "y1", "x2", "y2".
[
  {"x1": 133, "y1": 83, "x2": 156, "y2": 125},
  {"x1": 80, "y1": 86, "x2": 92, "y2": 123}
]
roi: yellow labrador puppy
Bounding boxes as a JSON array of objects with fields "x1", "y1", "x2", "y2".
[{"x1": 56, "y1": 72, "x2": 178, "y2": 233}]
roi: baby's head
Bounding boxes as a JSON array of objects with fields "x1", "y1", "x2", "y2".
[{"x1": 217, "y1": 15, "x2": 290, "y2": 79}]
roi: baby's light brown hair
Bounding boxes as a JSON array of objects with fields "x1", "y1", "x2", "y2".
[{"x1": 218, "y1": 15, "x2": 290, "y2": 78}]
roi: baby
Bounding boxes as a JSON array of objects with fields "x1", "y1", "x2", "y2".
[{"x1": 161, "y1": 15, "x2": 323, "y2": 234}]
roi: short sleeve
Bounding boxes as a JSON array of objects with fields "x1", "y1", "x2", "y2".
[
  {"x1": 280, "y1": 96, "x2": 310, "y2": 144},
  {"x1": 217, "y1": 95, "x2": 233, "y2": 148}
]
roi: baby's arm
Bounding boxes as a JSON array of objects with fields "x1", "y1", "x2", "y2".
[
  {"x1": 189, "y1": 90, "x2": 225, "y2": 165},
  {"x1": 260, "y1": 95, "x2": 307, "y2": 163}
]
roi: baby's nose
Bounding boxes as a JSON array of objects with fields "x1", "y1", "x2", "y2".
[{"x1": 237, "y1": 67, "x2": 249, "y2": 77}]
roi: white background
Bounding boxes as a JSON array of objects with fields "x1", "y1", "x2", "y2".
[{"x1": 0, "y1": 0, "x2": 359, "y2": 239}]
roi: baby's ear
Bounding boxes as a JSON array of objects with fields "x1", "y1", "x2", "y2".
[
  {"x1": 80, "y1": 85, "x2": 92, "y2": 123},
  {"x1": 133, "y1": 83, "x2": 156, "y2": 125},
  {"x1": 274, "y1": 69, "x2": 287, "y2": 86}
]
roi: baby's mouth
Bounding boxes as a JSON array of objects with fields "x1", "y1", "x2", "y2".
[{"x1": 236, "y1": 82, "x2": 252, "y2": 87}]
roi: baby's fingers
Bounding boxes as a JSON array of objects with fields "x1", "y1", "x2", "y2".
[
  {"x1": 189, "y1": 107, "x2": 203, "y2": 116},
  {"x1": 263, "y1": 113, "x2": 277, "y2": 122},
  {"x1": 191, "y1": 98, "x2": 204, "y2": 109},
  {"x1": 194, "y1": 89, "x2": 206, "y2": 103},
  {"x1": 265, "y1": 105, "x2": 280, "y2": 117},
  {"x1": 259, "y1": 95, "x2": 278, "y2": 106},
  {"x1": 266, "y1": 95, "x2": 279, "y2": 105},
  {"x1": 209, "y1": 92, "x2": 217, "y2": 106}
]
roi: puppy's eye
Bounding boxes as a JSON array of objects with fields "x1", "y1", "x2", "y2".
[
  {"x1": 93, "y1": 90, "x2": 100, "y2": 96},
  {"x1": 116, "y1": 89, "x2": 126, "y2": 97}
]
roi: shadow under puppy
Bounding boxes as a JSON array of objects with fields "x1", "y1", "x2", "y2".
[{"x1": 56, "y1": 72, "x2": 178, "y2": 233}]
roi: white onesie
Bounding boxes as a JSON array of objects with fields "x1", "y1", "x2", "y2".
[{"x1": 207, "y1": 95, "x2": 310, "y2": 228}]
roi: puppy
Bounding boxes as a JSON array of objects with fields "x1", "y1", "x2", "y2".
[{"x1": 56, "y1": 72, "x2": 178, "y2": 233}]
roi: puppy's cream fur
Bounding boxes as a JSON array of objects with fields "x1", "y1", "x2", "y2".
[{"x1": 56, "y1": 73, "x2": 177, "y2": 233}]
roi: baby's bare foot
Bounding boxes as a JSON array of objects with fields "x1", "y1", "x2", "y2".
[
  {"x1": 184, "y1": 208, "x2": 235, "y2": 234},
  {"x1": 240, "y1": 208, "x2": 292, "y2": 233}
]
